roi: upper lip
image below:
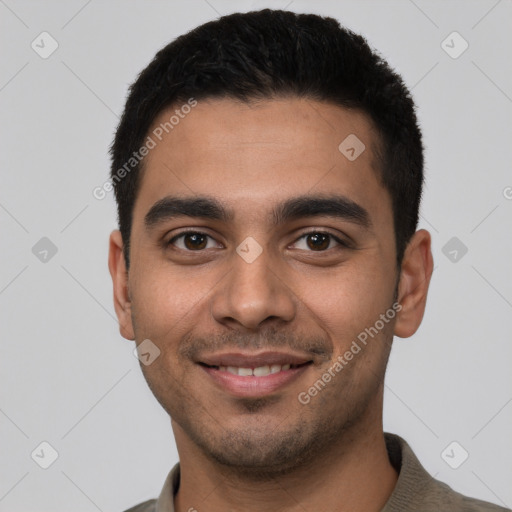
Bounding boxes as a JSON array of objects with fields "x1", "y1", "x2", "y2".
[{"x1": 197, "y1": 351, "x2": 313, "y2": 368}]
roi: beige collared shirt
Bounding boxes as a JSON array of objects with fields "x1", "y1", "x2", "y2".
[{"x1": 124, "y1": 433, "x2": 510, "y2": 512}]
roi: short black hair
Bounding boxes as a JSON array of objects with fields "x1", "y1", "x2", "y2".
[{"x1": 110, "y1": 9, "x2": 424, "y2": 269}]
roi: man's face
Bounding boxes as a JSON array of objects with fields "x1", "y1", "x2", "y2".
[{"x1": 120, "y1": 98, "x2": 401, "y2": 475}]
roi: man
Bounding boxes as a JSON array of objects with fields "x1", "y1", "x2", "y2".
[{"x1": 108, "y1": 9, "x2": 509, "y2": 512}]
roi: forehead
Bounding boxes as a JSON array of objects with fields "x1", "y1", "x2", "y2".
[{"x1": 134, "y1": 97, "x2": 390, "y2": 228}]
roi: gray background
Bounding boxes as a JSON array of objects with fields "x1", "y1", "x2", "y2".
[{"x1": 1, "y1": 0, "x2": 511, "y2": 510}]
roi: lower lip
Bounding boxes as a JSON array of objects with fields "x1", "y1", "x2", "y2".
[{"x1": 200, "y1": 364, "x2": 310, "y2": 398}]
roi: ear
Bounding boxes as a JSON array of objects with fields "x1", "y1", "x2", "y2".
[
  {"x1": 394, "y1": 229, "x2": 434, "y2": 338},
  {"x1": 108, "y1": 230, "x2": 135, "y2": 340}
]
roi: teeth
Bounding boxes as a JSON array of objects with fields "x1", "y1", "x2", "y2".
[
  {"x1": 218, "y1": 364, "x2": 293, "y2": 376},
  {"x1": 253, "y1": 365, "x2": 270, "y2": 376}
]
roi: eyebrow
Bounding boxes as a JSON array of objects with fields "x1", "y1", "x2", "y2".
[{"x1": 144, "y1": 194, "x2": 372, "y2": 230}]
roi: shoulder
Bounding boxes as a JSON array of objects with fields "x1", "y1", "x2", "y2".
[
  {"x1": 121, "y1": 463, "x2": 180, "y2": 512},
  {"x1": 415, "y1": 477, "x2": 510, "y2": 511},
  {"x1": 383, "y1": 433, "x2": 511, "y2": 512},
  {"x1": 122, "y1": 499, "x2": 157, "y2": 512}
]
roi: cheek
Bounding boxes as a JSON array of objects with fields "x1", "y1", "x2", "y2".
[
  {"x1": 297, "y1": 264, "x2": 394, "y2": 353},
  {"x1": 130, "y1": 266, "x2": 207, "y2": 341}
]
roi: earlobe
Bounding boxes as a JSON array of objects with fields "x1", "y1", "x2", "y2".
[
  {"x1": 108, "y1": 230, "x2": 135, "y2": 340},
  {"x1": 394, "y1": 229, "x2": 434, "y2": 339}
]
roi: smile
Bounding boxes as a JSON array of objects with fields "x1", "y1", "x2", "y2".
[
  {"x1": 200, "y1": 362, "x2": 308, "y2": 376},
  {"x1": 196, "y1": 352, "x2": 314, "y2": 397}
]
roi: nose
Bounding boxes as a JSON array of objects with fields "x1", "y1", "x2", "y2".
[{"x1": 210, "y1": 244, "x2": 296, "y2": 331}]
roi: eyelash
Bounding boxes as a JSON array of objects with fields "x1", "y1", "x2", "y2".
[{"x1": 166, "y1": 229, "x2": 350, "y2": 252}]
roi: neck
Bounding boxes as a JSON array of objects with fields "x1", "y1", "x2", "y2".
[{"x1": 172, "y1": 406, "x2": 398, "y2": 512}]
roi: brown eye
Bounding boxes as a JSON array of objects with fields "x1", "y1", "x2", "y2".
[
  {"x1": 183, "y1": 233, "x2": 207, "y2": 250},
  {"x1": 168, "y1": 232, "x2": 216, "y2": 251},
  {"x1": 292, "y1": 231, "x2": 347, "y2": 252},
  {"x1": 305, "y1": 233, "x2": 330, "y2": 251}
]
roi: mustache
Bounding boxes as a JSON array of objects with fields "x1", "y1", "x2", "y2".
[{"x1": 178, "y1": 326, "x2": 333, "y2": 362}]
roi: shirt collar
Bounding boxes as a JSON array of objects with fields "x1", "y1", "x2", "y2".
[{"x1": 155, "y1": 461, "x2": 180, "y2": 512}]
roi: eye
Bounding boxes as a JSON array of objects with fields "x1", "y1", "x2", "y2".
[
  {"x1": 166, "y1": 230, "x2": 349, "y2": 253},
  {"x1": 167, "y1": 231, "x2": 220, "y2": 251},
  {"x1": 292, "y1": 231, "x2": 348, "y2": 252}
]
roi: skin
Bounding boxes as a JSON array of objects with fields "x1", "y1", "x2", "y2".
[{"x1": 109, "y1": 97, "x2": 433, "y2": 512}]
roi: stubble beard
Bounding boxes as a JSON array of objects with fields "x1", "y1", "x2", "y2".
[
  {"x1": 137, "y1": 298, "x2": 397, "y2": 481},
  {"x1": 165, "y1": 359, "x2": 388, "y2": 482}
]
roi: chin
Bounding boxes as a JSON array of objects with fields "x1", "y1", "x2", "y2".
[{"x1": 181, "y1": 414, "x2": 339, "y2": 480}]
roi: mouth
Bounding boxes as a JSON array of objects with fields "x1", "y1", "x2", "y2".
[
  {"x1": 199, "y1": 361, "x2": 310, "y2": 376},
  {"x1": 196, "y1": 351, "x2": 314, "y2": 398}
]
